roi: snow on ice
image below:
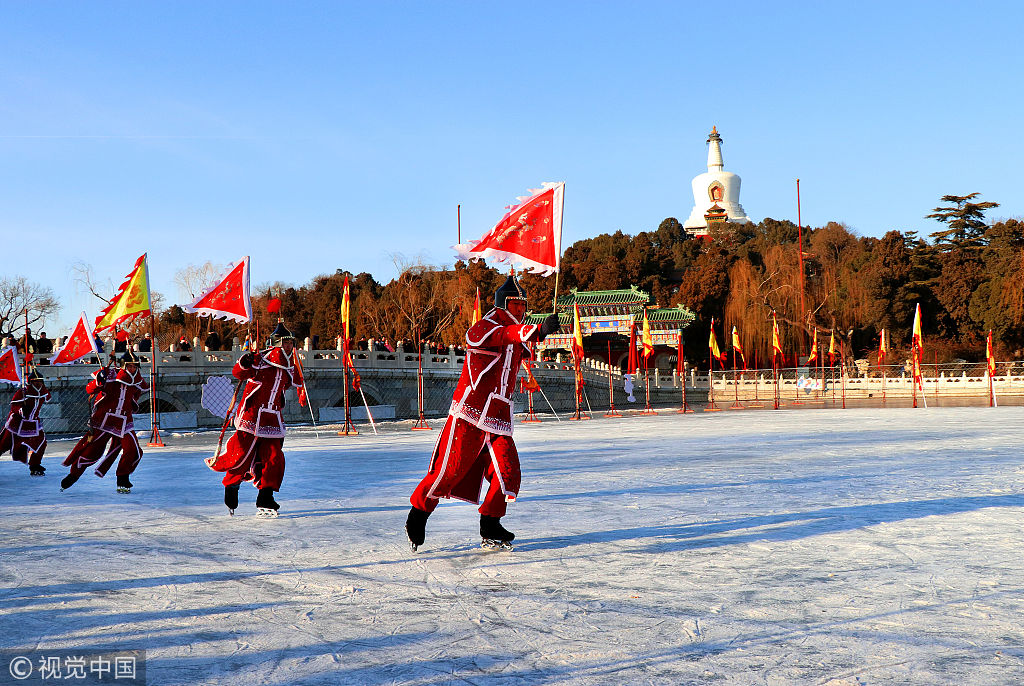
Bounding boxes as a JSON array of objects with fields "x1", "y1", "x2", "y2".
[{"x1": 2, "y1": 406, "x2": 1023, "y2": 684}]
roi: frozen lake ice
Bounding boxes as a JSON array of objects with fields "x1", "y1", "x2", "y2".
[{"x1": 2, "y1": 406, "x2": 1023, "y2": 684}]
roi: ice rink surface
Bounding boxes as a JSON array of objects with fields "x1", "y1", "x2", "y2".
[{"x1": 2, "y1": 406, "x2": 1023, "y2": 685}]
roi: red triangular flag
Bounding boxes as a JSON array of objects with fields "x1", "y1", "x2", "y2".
[
  {"x1": 184, "y1": 257, "x2": 252, "y2": 324},
  {"x1": 455, "y1": 182, "x2": 564, "y2": 276},
  {"x1": 50, "y1": 312, "x2": 101, "y2": 366},
  {"x1": 0, "y1": 346, "x2": 23, "y2": 385}
]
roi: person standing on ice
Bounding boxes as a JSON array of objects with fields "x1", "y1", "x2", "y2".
[
  {"x1": 206, "y1": 321, "x2": 302, "y2": 517},
  {"x1": 405, "y1": 275, "x2": 560, "y2": 551},
  {"x1": 60, "y1": 350, "x2": 149, "y2": 493},
  {"x1": 0, "y1": 367, "x2": 52, "y2": 476}
]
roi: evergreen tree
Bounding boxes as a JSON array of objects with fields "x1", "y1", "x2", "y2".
[{"x1": 926, "y1": 193, "x2": 999, "y2": 250}]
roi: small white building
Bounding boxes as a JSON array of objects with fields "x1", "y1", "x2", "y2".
[{"x1": 683, "y1": 126, "x2": 751, "y2": 237}]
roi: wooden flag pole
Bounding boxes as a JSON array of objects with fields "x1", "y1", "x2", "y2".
[
  {"x1": 22, "y1": 309, "x2": 29, "y2": 387},
  {"x1": 146, "y1": 313, "x2": 165, "y2": 447}
]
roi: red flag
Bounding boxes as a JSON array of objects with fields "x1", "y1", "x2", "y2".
[
  {"x1": 267, "y1": 297, "x2": 281, "y2": 314},
  {"x1": 676, "y1": 330, "x2": 685, "y2": 374},
  {"x1": 184, "y1": 257, "x2": 252, "y2": 324},
  {"x1": 0, "y1": 346, "x2": 23, "y2": 386},
  {"x1": 50, "y1": 312, "x2": 101, "y2": 366},
  {"x1": 521, "y1": 361, "x2": 541, "y2": 393},
  {"x1": 627, "y1": 322, "x2": 638, "y2": 374},
  {"x1": 344, "y1": 349, "x2": 362, "y2": 391},
  {"x1": 455, "y1": 182, "x2": 564, "y2": 275}
]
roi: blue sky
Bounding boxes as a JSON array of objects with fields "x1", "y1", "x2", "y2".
[{"x1": 2, "y1": 1, "x2": 1022, "y2": 333}]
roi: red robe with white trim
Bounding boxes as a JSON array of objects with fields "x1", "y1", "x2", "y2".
[
  {"x1": 63, "y1": 367, "x2": 149, "y2": 476},
  {"x1": 231, "y1": 347, "x2": 302, "y2": 438},
  {"x1": 1, "y1": 380, "x2": 51, "y2": 464},
  {"x1": 87, "y1": 367, "x2": 149, "y2": 437},
  {"x1": 410, "y1": 307, "x2": 542, "y2": 515},
  {"x1": 206, "y1": 347, "x2": 302, "y2": 490},
  {"x1": 450, "y1": 308, "x2": 539, "y2": 436}
]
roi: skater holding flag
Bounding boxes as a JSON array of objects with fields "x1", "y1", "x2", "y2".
[
  {"x1": 0, "y1": 346, "x2": 51, "y2": 476},
  {"x1": 206, "y1": 318, "x2": 302, "y2": 516},
  {"x1": 62, "y1": 256, "x2": 154, "y2": 494},
  {"x1": 406, "y1": 182, "x2": 564, "y2": 551}
]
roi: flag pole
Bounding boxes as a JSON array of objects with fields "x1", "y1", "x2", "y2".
[
  {"x1": 773, "y1": 349, "x2": 779, "y2": 410},
  {"x1": 551, "y1": 183, "x2": 565, "y2": 313},
  {"x1": 796, "y1": 179, "x2": 806, "y2": 360},
  {"x1": 143, "y1": 253, "x2": 165, "y2": 448},
  {"x1": 22, "y1": 308, "x2": 29, "y2": 388}
]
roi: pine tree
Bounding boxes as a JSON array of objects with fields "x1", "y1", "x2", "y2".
[{"x1": 926, "y1": 193, "x2": 999, "y2": 251}]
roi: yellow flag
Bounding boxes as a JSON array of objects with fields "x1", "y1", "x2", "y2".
[
  {"x1": 828, "y1": 330, "x2": 836, "y2": 357},
  {"x1": 807, "y1": 329, "x2": 818, "y2": 363},
  {"x1": 912, "y1": 303, "x2": 923, "y2": 350},
  {"x1": 986, "y1": 330, "x2": 996, "y2": 376},
  {"x1": 709, "y1": 318, "x2": 724, "y2": 361},
  {"x1": 95, "y1": 254, "x2": 152, "y2": 334},
  {"x1": 341, "y1": 276, "x2": 351, "y2": 340},
  {"x1": 573, "y1": 303, "x2": 583, "y2": 351},
  {"x1": 471, "y1": 287, "x2": 482, "y2": 326},
  {"x1": 772, "y1": 314, "x2": 783, "y2": 356},
  {"x1": 879, "y1": 329, "x2": 888, "y2": 356},
  {"x1": 641, "y1": 309, "x2": 654, "y2": 359}
]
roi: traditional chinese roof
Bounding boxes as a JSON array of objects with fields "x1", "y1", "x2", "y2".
[
  {"x1": 645, "y1": 307, "x2": 696, "y2": 326},
  {"x1": 525, "y1": 303, "x2": 694, "y2": 331},
  {"x1": 554, "y1": 286, "x2": 650, "y2": 311}
]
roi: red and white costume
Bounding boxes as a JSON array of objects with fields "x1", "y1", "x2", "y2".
[
  {"x1": 63, "y1": 367, "x2": 149, "y2": 478},
  {"x1": 410, "y1": 307, "x2": 541, "y2": 518},
  {"x1": 206, "y1": 347, "x2": 302, "y2": 491},
  {"x1": 0, "y1": 380, "x2": 51, "y2": 469}
]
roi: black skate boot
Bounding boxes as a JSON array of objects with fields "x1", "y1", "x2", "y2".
[
  {"x1": 60, "y1": 472, "x2": 80, "y2": 492},
  {"x1": 116, "y1": 474, "x2": 133, "y2": 494},
  {"x1": 405, "y1": 507, "x2": 430, "y2": 552},
  {"x1": 224, "y1": 484, "x2": 240, "y2": 515},
  {"x1": 480, "y1": 514, "x2": 515, "y2": 551},
  {"x1": 30, "y1": 465, "x2": 45, "y2": 477},
  {"x1": 256, "y1": 487, "x2": 280, "y2": 518}
]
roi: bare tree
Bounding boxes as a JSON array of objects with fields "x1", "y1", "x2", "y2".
[
  {"x1": 0, "y1": 276, "x2": 59, "y2": 338},
  {"x1": 71, "y1": 261, "x2": 114, "y2": 306},
  {"x1": 364, "y1": 257, "x2": 459, "y2": 349},
  {"x1": 174, "y1": 262, "x2": 225, "y2": 302}
]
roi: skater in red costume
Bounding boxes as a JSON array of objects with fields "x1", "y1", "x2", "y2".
[
  {"x1": 206, "y1": 321, "x2": 302, "y2": 516},
  {"x1": 406, "y1": 275, "x2": 560, "y2": 551},
  {"x1": 61, "y1": 351, "x2": 150, "y2": 494},
  {"x1": 0, "y1": 367, "x2": 51, "y2": 476}
]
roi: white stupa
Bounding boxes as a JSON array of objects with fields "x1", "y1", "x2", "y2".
[{"x1": 683, "y1": 126, "x2": 750, "y2": 236}]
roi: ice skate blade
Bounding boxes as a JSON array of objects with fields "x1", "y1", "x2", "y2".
[
  {"x1": 409, "y1": 542, "x2": 419, "y2": 553},
  {"x1": 481, "y1": 539, "x2": 514, "y2": 551},
  {"x1": 256, "y1": 508, "x2": 279, "y2": 518},
  {"x1": 116, "y1": 487, "x2": 131, "y2": 494},
  {"x1": 228, "y1": 509, "x2": 235, "y2": 516},
  {"x1": 30, "y1": 473, "x2": 45, "y2": 477}
]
